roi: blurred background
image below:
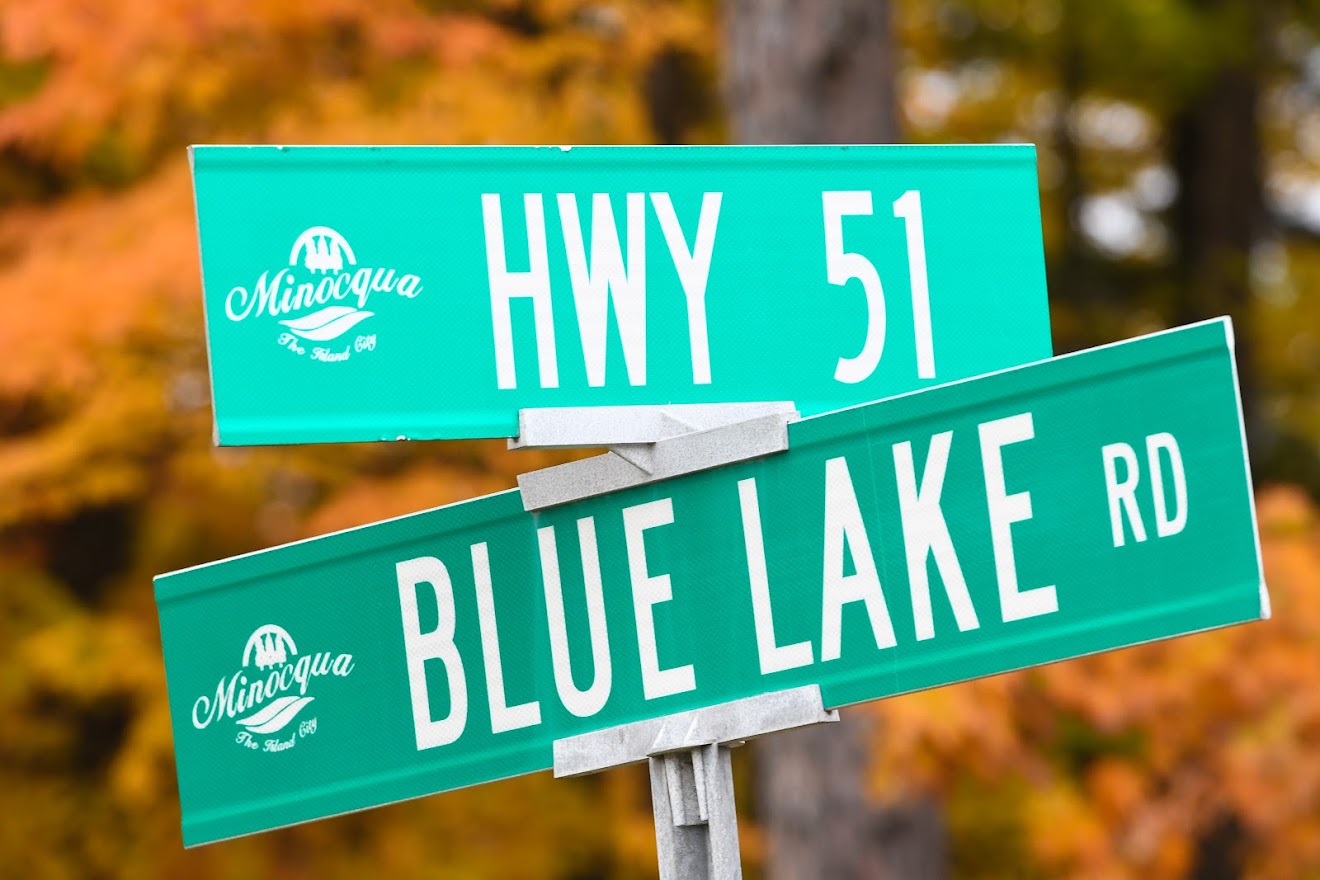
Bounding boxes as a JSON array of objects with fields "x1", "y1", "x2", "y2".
[{"x1": 2, "y1": 0, "x2": 1320, "y2": 877}]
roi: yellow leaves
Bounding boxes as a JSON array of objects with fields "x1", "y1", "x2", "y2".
[
  {"x1": 18, "y1": 612, "x2": 161, "y2": 701},
  {"x1": 108, "y1": 697, "x2": 174, "y2": 810},
  {"x1": 0, "y1": 368, "x2": 171, "y2": 527},
  {"x1": 0, "y1": 8, "x2": 717, "y2": 871},
  {"x1": 3, "y1": 603, "x2": 181, "y2": 869},
  {"x1": 0, "y1": 0, "x2": 1310, "y2": 876},
  {"x1": 1023, "y1": 781, "x2": 1111, "y2": 874},
  {"x1": 1020, "y1": 768, "x2": 1189, "y2": 879}
]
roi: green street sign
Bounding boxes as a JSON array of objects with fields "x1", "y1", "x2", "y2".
[
  {"x1": 190, "y1": 144, "x2": 1051, "y2": 444},
  {"x1": 155, "y1": 319, "x2": 1265, "y2": 846}
]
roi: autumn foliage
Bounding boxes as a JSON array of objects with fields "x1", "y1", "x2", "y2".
[{"x1": 2, "y1": 1, "x2": 1319, "y2": 878}]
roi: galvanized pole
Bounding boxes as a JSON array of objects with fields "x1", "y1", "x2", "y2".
[
  {"x1": 553, "y1": 686, "x2": 838, "y2": 880},
  {"x1": 520, "y1": 405, "x2": 833, "y2": 879},
  {"x1": 649, "y1": 744, "x2": 741, "y2": 879}
]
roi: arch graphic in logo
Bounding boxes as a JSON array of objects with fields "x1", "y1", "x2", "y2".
[
  {"x1": 243, "y1": 624, "x2": 298, "y2": 670},
  {"x1": 191, "y1": 624, "x2": 355, "y2": 753},
  {"x1": 290, "y1": 226, "x2": 357, "y2": 273},
  {"x1": 223, "y1": 226, "x2": 423, "y2": 362}
]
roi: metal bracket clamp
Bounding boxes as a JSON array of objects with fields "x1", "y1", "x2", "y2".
[
  {"x1": 508, "y1": 402, "x2": 798, "y2": 450},
  {"x1": 513, "y1": 403, "x2": 798, "y2": 511},
  {"x1": 553, "y1": 686, "x2": 839, "y2": 880}
]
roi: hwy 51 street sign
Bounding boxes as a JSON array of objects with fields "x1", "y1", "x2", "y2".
[
  {"x1": 155, "y1": 318, "x2": 1265, "y2": 846},
  {"x1": 191, "y1": 144, "x2": 1051, "y2": 444}
]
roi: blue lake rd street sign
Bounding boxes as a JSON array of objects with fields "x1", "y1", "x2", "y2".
[
  {"x1": 190, "y1": 144, "x2": 1051, "y2": 444},
  {"x1": 155, "y1": 318, "x2": 1266, "y2": 846}
]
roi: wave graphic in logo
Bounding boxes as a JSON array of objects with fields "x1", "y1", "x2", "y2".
[
  {"x1": 279, "y1": 305, "x2": 375, "y2": 341},
  {"x1": 290, "y1": 226, "x2": 356, "y2": 274},
  {"x1": 236, "y1": 695, "x2": 316, "y2": 734}
]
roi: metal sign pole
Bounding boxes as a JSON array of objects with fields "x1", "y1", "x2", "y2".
[
  {"x1": 513, "y1": 401, "x2": 831, "y2": 878},
  {"x1": 649, "y1": 743, "x2": 739, "y2": 878},
  {"x1": 553, "y1": 686, "x2": 839, "y2": 880}
]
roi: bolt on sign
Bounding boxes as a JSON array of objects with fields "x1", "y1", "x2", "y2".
[
  {"x1": 190, "y1": 144, "x2": 1051, "y2": 444},
  {"x1": 156, "y1": 319, "x2": 1265, "y2": 847}
]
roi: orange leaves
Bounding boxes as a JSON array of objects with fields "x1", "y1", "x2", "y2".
[
  {"x1": 876, "y1": 675, "x2": 1035, "y2": 792},
  {"x1": 0, "y1": 161, "x2": 203, "y2": 528},
  {"x1": 2, "y1": 0, "x2": 1312, "y2": 876},
  {"x1": 0, "y1": 0, "x2": 710, "y2": 185},
  {"x1": 0, "y1": 163, "x2": 199, "y2": 393},
  {"x1": 0, "y1": 0, "x2": 715, "y2": 551},
  {"x1": 302, "y1": 458, "x2": 516, "y2": 538},
  {"x1": 872, "y1": 486, "x2": 1320, "y2": 877},
  {"x1": 0, "y1": 0, "x2": 451, "y2": 165},
  {"x1": 0, "y1": 7, "x2": 714, "y2": 870}
]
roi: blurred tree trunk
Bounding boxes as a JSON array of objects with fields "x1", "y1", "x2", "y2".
[
  {"x1": 722, "y1": 0, "x2": 899, "y2": 145},
  {"x1": 721, "y1": 2, "x2": 948, "y2": 878},
  {"x1": 1159, "y1": 4, "x2": 1268, "y2": 878},
  {"x1": 1169, "y1": 2, "x2": 1267, "y2": 454},
  {"x1": 753, "y1": 712, "x2": 947, "y2": 879}
]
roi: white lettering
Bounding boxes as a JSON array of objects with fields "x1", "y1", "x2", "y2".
[
  {"x1": 893, "y1": 432, "x2": 979, "y2": 641},
  {"x1": 293, "y1": 655, "x2": 312, "y2": 695},
  {"x1": 539, "y1": 519, "x2": 613, "y2": 718},
  {"x1": 225, "y1": 269, "x2": 287, "y2": 321},
  {"x1": 481, "y1": 193, "x2": 559, "y2": 389},
  {"x1": 1102, "y1": 442, "x2": 1146, "y2": 547},
  {"x1": 821, "y1": 457, "x2": 897, "y2": 661},
  {"x1": 622, "y1": 498, "x2": 695, "y2": 699},
  {"x1": 349, "y1": 267, "x2": 371, "y2": 303},
  {"x1": 559, "y1": 192, "x2": 648, "y2": 387},
  {"x1": 396, "y1": 556, "x2": 468, "y2": 749},
  {"x1": 738, "y1": 478, "x2": 813, "y2": 673},
  {"x1": 650, "y1": 192, "x2": 721, "y2": 384},
  {"x1": 892, "y1": 190, "x2": 935, "y2": 379},
  {"x1": 397, "y1": 274, "x2": 422, "y2": 298},
  {"x1": 979, "y1": 413, "x2": 1057, "y2": 622},
  {"x1": 471, "y1": 542, "x2": 541, "y2": 733},
  {"x1": 1147, "y1": 432, "x2": 1187, "y2": 537},
  {"x1": 192, "y1": 675, "x2": 238, "y2": 729},
  {"x1": 822, "y1": 191, "x2": 885, "y2": 384}
]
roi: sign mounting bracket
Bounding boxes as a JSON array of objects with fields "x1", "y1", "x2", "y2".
[
  {"x1": 513, "y1": 402, "x2": 798, "y2": 511},
  {"x1": 553, "y1": 685, "x2": 839, "y2": 880}
]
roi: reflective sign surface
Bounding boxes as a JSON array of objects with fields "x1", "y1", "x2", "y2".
[
  {"x1": 157, "y1": 319, "x2": 1265, "y2": 846},
  {"x1": 191, "y1": 144, "x2": 1051, "y2": 444}
]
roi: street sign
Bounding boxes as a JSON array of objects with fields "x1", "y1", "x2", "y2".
[
  {"x1": 191, "y1": 144, "x2": 1051, "y2": 444},
  {"x1": 155, "y1": 318, "x2": 1265, "y2": 846}
]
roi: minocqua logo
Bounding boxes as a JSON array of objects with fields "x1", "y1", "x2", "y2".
[
  {"x1": 222, "y1": 226, "x2": 422, "y2": 355},
  {"x1": 191, "y1": 624, "x2": 354, "y2": 742}
]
